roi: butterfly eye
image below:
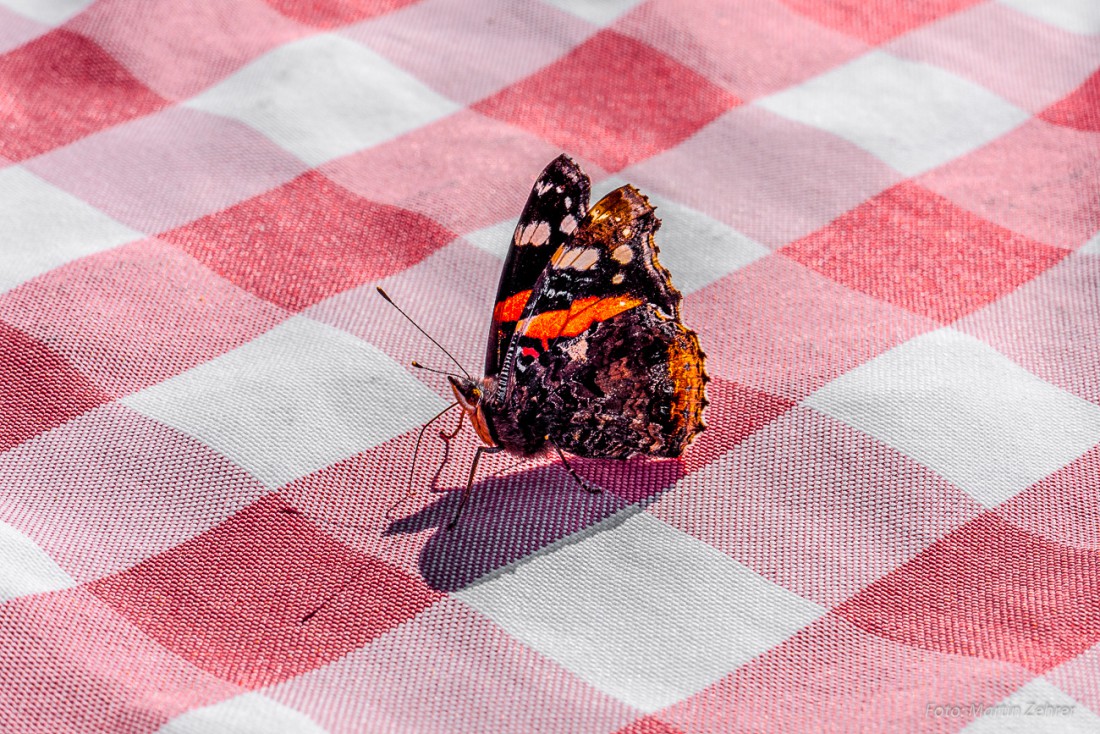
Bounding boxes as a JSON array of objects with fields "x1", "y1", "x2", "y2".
[{"x1": 472, "y1": 388, "x2": 482, "y2": 399}]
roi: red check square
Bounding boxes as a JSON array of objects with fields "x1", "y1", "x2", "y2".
[
  {"x1": 69, "y1": 0, "x2": 309, "y2": 99},
  {"x1": 919, "y1": 118, "x2": 1100, "y2": 250},
  {"x1": 0, "y1": 239, "x2": 289, "y2": 397},
  {"x1": 1042, "y1": 70, "x2": 1100, "y2": 132},
  {"x1": 613, "y1": 717, "x2": 686, "y2": 734},
  {"x1": 474, "y1": 30, "x2": 739, "y2": 172},
  {"x1": 265, "y1": 0, "x2": 419, "y2": 27},
  {"x1": 836, "y1": 512, "x2": 1100, "y2": 673},
  {"x1": 0, "y1": 320, "x2": 109, "y2": 452},
  {"x1": 777, "y1": 0, "x2": 983, "y2": 44},
  {"x1": 88, "y1": 494, "x2": 442, "y2": 688},
  {"x1": 162, "y1": 171, "x2": 456, "y2": 312},
  {"x1": 663, "y1": 613, "x2": 1030, "y2": 733},
  {"x1": 0, "y1": 30, "x2": 167, "y2": 161},
  {"x1": 0, "y1": 589, "x2": 241, "y2": 732},
  {"x1": 783, "y1": 182, "x2": 1068, "y2": 323}
]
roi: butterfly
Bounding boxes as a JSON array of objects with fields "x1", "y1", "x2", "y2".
[{"x1": 385, "y1": 155, "x2": 708, "y2": 529}]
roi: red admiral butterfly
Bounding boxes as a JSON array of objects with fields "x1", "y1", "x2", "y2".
[{"x1": 384, "y1": 155, "x2": 708, "y2": 529}]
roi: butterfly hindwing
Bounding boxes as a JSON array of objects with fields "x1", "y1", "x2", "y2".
[
  {"x1": 484, "y1": 155, "x2": 590, "y2": 379},
  {"x1": 542, "y1": 305, "x2": 707, "y2": 458}
]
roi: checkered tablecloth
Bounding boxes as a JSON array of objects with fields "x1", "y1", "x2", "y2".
[{"x1": 2, "y1": 1, "x2": 1099, "y2": 732}]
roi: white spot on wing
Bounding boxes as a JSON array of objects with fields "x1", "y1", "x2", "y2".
[
  {"x1": 517, "y1": 222, "x2": 533, "y2": 246},
  {"x1": 555, "y1": 247, "x2": 581, "y2": 268},
  {"x1": 570, "y1": 248, "x2": 600, "y2": 270},
  {"x1": 612, "y1": 244, "x2": 633, "y2": 264},
  {"x1": 553, "y1": 247, "x2": 600, "y2": 270},
  {"x1": 530, "y1": 220, "x2": 551, "y2": 246},
  {"x1": 566, "y1": 338, "x2": 588, "y2": 361},
  {"x1": 612, "y1": 272, "x2": 625, "y2": 284},
  {"x1": 518, "y1": 221, "x2": 551, "y2": 247},
  {"x1": 560, "y1": 215, "x2": 577, "y2": 234}
]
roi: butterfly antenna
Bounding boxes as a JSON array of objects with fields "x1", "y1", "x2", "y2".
[
  {"x1": 376, "y1": 287, "x2": 471, "y2": 380},
  {"x1": 386, "y1": 401, "x2": 460, "y2": 520},
  {"x1": 411, "y1": 361, "x2": 466, "y2": 380}
]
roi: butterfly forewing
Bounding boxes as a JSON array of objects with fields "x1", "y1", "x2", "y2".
[
  {"x1": 509, "y1": 184, "x2": 681, "y2": 356},
  {"x1": 484, "y1": 155, "x2": 590, "y2": 380}
]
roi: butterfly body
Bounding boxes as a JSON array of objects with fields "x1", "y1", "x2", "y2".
[{"x1": 442, "y1": 156, "x2": 707, "y2": 523}]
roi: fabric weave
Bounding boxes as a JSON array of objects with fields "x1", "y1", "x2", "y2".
[{"x1": 1, "y1": 1, "x2": 1098, "y2": 732}]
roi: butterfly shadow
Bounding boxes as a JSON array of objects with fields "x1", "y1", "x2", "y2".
[{"x1": 383, "y1": 456, "x2": 686, "y2": 592}]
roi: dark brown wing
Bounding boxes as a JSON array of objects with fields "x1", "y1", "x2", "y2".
[
  {"x1": 513, "y1": 185, "x2": 681, "y2": 327},
  {"x1": 542, "y1": 305, "x2": 707, "y2": 458},
  {"x1": 484, "y1": 155, "x2": 589, "y2": 380},
  {"x1": 485, "y1": 183, "x2": 707, "y2": 458}
]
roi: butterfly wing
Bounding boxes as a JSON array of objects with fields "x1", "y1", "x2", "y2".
[
  {"x1": 492, "y1": 184, "x2": 707, "y2": 458},
  {"x1": 542, "y1": 303, "x2": 707, "y2": 458},
  {"x1": 484, "y1": 154, "x2": 590, "y2": 380},
  {"x1": 512, "y1": 185, "x2": 681, "y2": 330}
]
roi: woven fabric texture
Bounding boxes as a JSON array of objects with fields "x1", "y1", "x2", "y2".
[{"x1": 2, "y1": 1, "x2": 1100, "y2": 732}]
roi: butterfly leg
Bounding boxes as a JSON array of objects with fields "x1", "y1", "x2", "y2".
[
  {"x1": 429, "y1": 409, "x2": 465, "y2": 492},
  {"x1": 448, "y1": 445, "x2": 503, "y2": 530},
  {"x1": 440, "y1": 408, "x2": 464, "y2": 440},
  {"x1": 554, "y1": 446, "x2": 601, "y2": 495}
]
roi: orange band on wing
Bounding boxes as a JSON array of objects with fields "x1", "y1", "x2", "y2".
[
  {"x1": 520, "y1": 296, "x2": 643, "y2": 346},
  {"x1": 492, "y1": 289, "x2": 533, "y2": 323}
]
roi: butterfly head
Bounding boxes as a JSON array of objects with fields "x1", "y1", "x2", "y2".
[{"x1": 448, "y1": 375, "x2": 497, "y2": 448}]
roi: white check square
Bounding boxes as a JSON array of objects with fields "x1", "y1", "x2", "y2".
[
  {"x1": 0, "y1": 521, "x2": 74, "y2": 604},
  {"x1": 806, "y1": 328, "x2": 1100, "y2": 508},
  {"x1": 757, "y1": 51, "x2": 1029, "y2": 176},
  {"x1": 541, "y1": 0, "x2": 644, "y2": 25},
  {"x1": 156, "y1": 693, "x2": 328, "y2": 734},
  {"x1": 187, "y1": 34, "x2": 459, "y2": 166},
  {"x1": 640, "y1": 191, "x2": 770, "y2": 294},
  {"x1": 122, "y1": 315, "x2": 447, "y2": 488},
  {"x1": 0, "y1": 167, "x2": 140, "y2": 294},
  {"x1": 0, "y1": 0, "x2": 91, "y2": 23},
  {"x1": 1082, "y1": 232, "x2": 1100, "y2": 256},
  {"x1": 997, "y1": 0, "x2": 1100, "y2": 34},
  {"x1": 462, "y1": 219, "x2": 518, "y2": 260},
  {"x1": 455, "y1": 512, "x2": 824, "y2": 712}
]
